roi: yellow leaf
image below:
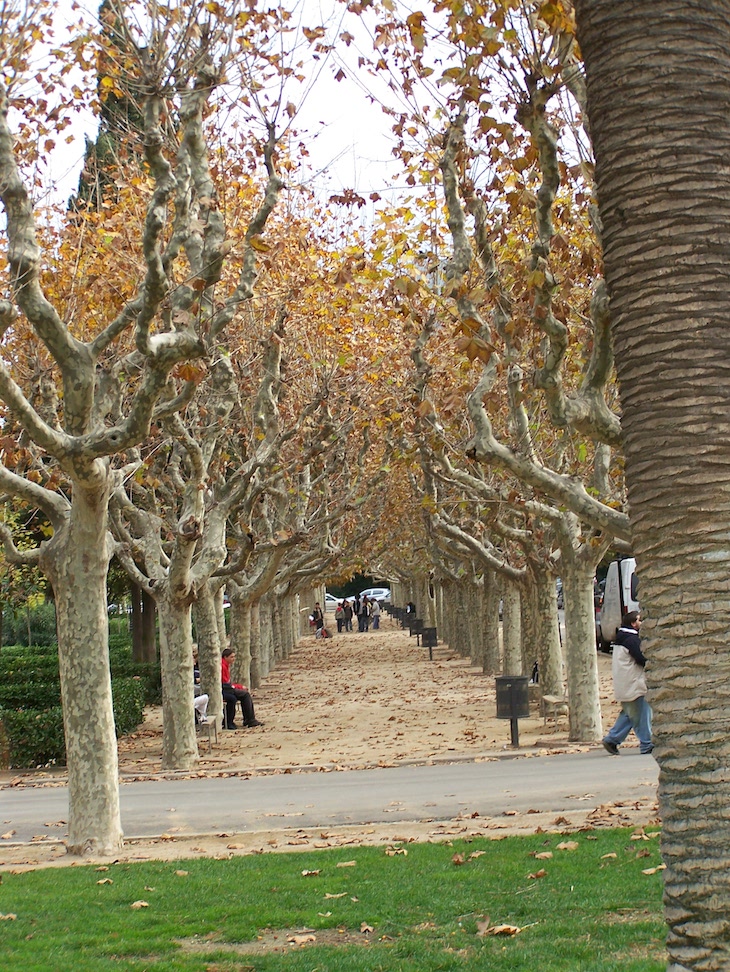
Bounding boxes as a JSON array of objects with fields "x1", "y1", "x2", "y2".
[{"x1": 642, "y1": 864, "x2": 667, "y2": 875}]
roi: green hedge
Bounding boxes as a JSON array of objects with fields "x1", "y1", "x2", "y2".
[
  {"x1": 0, "y1": 707, "x2": 65, "y2": 769},
  {"x1": 0, "y1": 645, "x2": 161, "y2": 707},
  {"x1": 0, "y1": 676, "x2": 146, "y2": 770}
]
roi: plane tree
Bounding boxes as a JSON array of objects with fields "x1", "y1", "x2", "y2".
[{"x1": 0, "y1": 0, "x2": 321, "y2": 852}]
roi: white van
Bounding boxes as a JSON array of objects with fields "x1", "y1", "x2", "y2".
[{"x1": 597, "y1": 557, "x2": 639, "y2": 651}]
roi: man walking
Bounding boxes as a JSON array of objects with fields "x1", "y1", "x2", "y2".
[{"x1": 602, "y1": 611, "x2": 653, "y2": 755}]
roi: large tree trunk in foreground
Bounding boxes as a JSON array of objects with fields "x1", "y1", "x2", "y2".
[
  {"x1": 43, "y1": 482, "x2": 122, "y2": 857},
  {"x1": 576, "y1": 3, "x2": 730, "y2": 968}
]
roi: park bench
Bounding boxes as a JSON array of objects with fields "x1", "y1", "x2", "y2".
[
  {"x1": 541, "y1": 693, "x2": 569, "y2": 725},
  {"x1": 196, "y1": 713, "x2": 219, "y2": 753}
]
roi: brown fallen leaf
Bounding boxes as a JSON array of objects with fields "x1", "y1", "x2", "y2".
[
  {"x1": 130, "y1": 900, "x2": 149, "y2": 909},
  {"x1": 533, "y1": 851, "x2": 553, "y2": 860},
  {"x1": 601, "y1": 853, "x2": 618, "y2": 860},
  {"x1": 301, "y1": 869, "x2": 320, "y2": 877},
  {"x1": 288, "y1": 933, "x2": 316, "y2": 946},
  {"x1": 469, "y1": 850, "x2": 486, "y2": 859},
  {"x1": 642, "y1": 864, "x2": 667, "y2": 875},
  {"x1": 175, "y1": 870, "x2": 188, "y2": 877},
  {"x1": 360, "y1": 921, "x2": 374, "y2": 933},
  {"x1": 528, "y1": 868, "x2": 547, "y2": 879},
  {"x1": 0, "y1": 913, "x2": 17, "y2": 920},
  {"x1": 337, "y1": 860, "x2": 357, "y2": 868},
  {"x1": 556, "y1": 841, "x2": 579, "y2": 851},
  {"x1": 477, "y1": 918, "x2": 521, "y2": 937},
  {"x1": 452, "y1": 853, "x2": 466, "y2": 865},
  {"x1": 324, "y1": 892, "x2": 347, "y2": 899},
  {"x1": 1, "y1": 831, "x2": 16, "y2": 839},
  {"x1": 96, "y1": 878, "x2": 113, "y2": 885}
]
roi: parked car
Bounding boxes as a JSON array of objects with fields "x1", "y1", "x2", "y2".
[
  {"x1": 324, "y1": 593, "x2": 340, "y2": 612},
  {"x1": 359, "y1": 587, "x2": 391, "y2": 604}
]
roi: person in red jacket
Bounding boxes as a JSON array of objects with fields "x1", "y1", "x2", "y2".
[{"x1": 221, "y1": 647, "x2": 263, "y2": 730}]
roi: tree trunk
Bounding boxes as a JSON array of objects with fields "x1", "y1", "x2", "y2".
[
  {"x1": 561, "y1": 555, "x2": 602, "y2": 742},
  {"x1": 520, "y1": 579, "x2": 539, "y2": 678},
  {"x1": 259, "y1": 596, "x2": 273, "y2": 677},
  {"x1": 502, "y1": 580, "x2": 522, "y2": 675},
  {"x1": 480, "y1": 569, "x2": 501, "y2": 674},
  {"x1": 531, "y1": 565, "x2": 563, "y2": 697},
  {"x1": 575, "y1": 4, "x2": 730, "y2": 967},
  {"x1": 42, "y1": 482, "x2": 122, "y2": 857},
  {"x1": 157, "y1": 598, "x2": 198, "y2": 771},
  {"x1": 249, "y1": 600, "x2": 262, "y2": 689},
  {"x1": 229, "y1": 596, "x2": 252, "y2": 688},
  {"x1": 131, "y1": 582, "x2": 157, "y2": 663},
  {"x1": 192, "y1": 588, "x2": 224, "y2": 729}
]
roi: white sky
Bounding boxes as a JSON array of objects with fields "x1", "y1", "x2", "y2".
[{"x1": 36, "y1": 0, "x2": 407, "y2": 211}]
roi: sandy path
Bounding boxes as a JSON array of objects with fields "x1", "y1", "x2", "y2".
[{"x1": 0, "y1": 618, "x2": 658, "y2": 869}]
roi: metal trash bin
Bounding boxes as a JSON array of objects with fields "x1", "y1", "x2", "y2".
[{"x1": 495, "y1": 675, "x2": 530, "y2": 746}]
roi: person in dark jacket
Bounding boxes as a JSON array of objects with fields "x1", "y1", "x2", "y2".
[{"x1": 602, "y1": 611, "x2": 653, "y2": 755}]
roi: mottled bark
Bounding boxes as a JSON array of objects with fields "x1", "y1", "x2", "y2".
[
  {"x1": 192, "y1": 587, "x2": 224, "y2": 729},
  {"x1": 561, "y1": 557, "x2": 602, "y2": 743},
  {"x1": 157, "y1": 598, "x2": 198, "y2": 770},
  {"x1": 480, "y1": 569, "x2": 501, "y2": 674},
  {"x1": 131, "y1": 583, "x2": 157, "y2": 663},
  {"x1": 502, "y1": 580, "x2": 522, "y2": 675},
  {"x1": 249, "y1": 600, "x2": 262, "y2": 689},
  {"x1": 229, "y1": 596, "x2": 252, "y2": 688},
  {"x1": 531, "y1": 566, "x2": 563, "y2": 697},
  {"x1": 42, "y1": 482, "x2": 122, "y2": 856}
]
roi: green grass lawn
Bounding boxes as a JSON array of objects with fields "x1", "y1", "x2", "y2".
[{"x1": 0, "y1": 826, "x2": 666, "y2": 971}]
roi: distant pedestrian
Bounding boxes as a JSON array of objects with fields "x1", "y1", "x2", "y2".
[
  {"x1": 358, "y1": 594, "x2": 371, "y2": 632},
  {"x1": 371, "y1": 598, "x2": 381, "y2": 629},
  {"x1": 311, "y1": 602, "x2": 324, "y2": 634},
  {"x1": 343, "y1": 599, "x2": 353, "y2": 631},
  {"x1": 602, "y1": 611, "x2": 652, "y2": 756},
  {"x1": 335, "y1": 601, "x2": 345, "y2": 633}
]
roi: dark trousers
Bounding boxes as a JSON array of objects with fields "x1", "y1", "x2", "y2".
[{"x1": 222, "y1": 687, "x2": 256, "y2": 728}]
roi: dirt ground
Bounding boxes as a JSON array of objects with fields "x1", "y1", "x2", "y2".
[{"x1": 0, "y1": 617, "x2": 659, "y2": 870}]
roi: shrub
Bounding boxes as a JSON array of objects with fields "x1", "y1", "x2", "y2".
[
  {"x1": 3, "y1": 602, "x2": 58, "y2": 647},
  {"x1": 111, "y1": 676, "x2": 146, "y2": 736},
  {"x1": 0, "y1": 706, "x2": 65, "y2": 769}
]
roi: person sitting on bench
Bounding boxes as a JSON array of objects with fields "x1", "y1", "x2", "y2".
[{"x1": 221, "y1": 647, "x2": 263, "y2": 729}]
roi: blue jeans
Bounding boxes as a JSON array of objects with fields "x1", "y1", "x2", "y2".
[{"x1": 604, "y1": 696, "x2": 652, "y2": 752}]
